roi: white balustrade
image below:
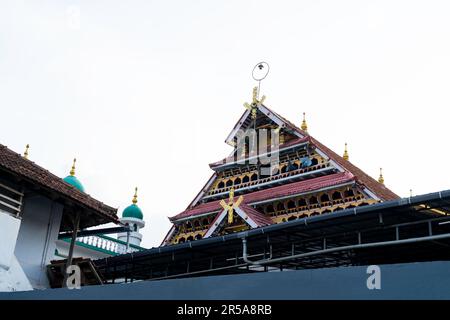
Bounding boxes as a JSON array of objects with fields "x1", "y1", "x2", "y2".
[{"x1": 75, "y1": 235, "x2": 142, "y2": 254}]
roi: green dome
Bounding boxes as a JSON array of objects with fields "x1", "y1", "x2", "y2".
[
  {"x1": 63, "y1": 175, "x2": 85, "y2": 193},
  {"x1": 122, "y1": 204, "x2": 143, "y2": 220}
]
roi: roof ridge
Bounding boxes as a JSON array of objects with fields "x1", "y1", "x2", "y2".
[
  {"x1": 0, "y1": 143, "x2": 118, "y2": 224},
  {"x1": 309, "y1": 137, "x2": 399, "y2": 200}
]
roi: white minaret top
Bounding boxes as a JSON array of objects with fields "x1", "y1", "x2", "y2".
[{"x1": 117, "y1": 187, "x2": 145, "y2": 248}]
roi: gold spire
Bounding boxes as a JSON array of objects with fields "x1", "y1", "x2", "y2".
[
  {"x1": 132, "y1": 187, "x2": 138, "y2": 204},
  {"x1": 343, "y1": 143, "x2": 349, "y2": 161},
  {"x1": 245, "y1": 87, "x2": 266, "y2": 111},
  {"x1": 378, "y1": 168, "x2": 384, "y2": 184},
  {"x1": 69, "y1": 158, "x2": 76, "y2": 176},
  {"x1": 23, "y1": 144, "x2": 29, "y2": 159},
  {"x1": 301, "y1": 112, "x2": 308, "y2": 132},
  {"x1": 252, "y1": 87, "x2": 258, "y2": 104}
]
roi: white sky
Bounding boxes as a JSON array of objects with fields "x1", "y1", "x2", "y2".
[{"x1": 1, "y1": 0, "x2": 449, "y2": 249}]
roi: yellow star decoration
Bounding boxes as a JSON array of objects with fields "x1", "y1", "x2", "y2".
[
  {"x1": 244, "y1": 87, "x2": 266, "y2": 120},
  {"x1": 220, "y1": 188, "x2": 244, "y2": 224}
]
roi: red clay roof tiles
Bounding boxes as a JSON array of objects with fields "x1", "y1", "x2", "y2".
[
  {"x1": 170, "y1": 172, "x2": 355, "y2": 221},
  {"x1": 0, "y1": 144, "x2": 118, "y2": 224}
]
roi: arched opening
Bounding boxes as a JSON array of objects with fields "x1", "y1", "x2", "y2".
[
  {"x1": 195, "y1": 234, "x2": 202, "y2": 240},
  {"x1": 309, "y1": 196, "x2": 318, "y2": 204},
  {"x1": 187, "y1": 236, "x2": 194, "y2": 242},
  {"x1": 242, "y1": 175, "x2": 250, "y2": 183},
  {"x1": 287, "y1": 200, "x2": 296, "y2": 209},
  {"x1": 311, "y1": 158, "x2": 318, "y2": 166},
  {"x1": 266, "y1": 204, "x2": 275, "y2": 213},
  {"x1": 133, "y1": 224, "x2": 138, "y2": 232},
  {"x1": 298, "y1": 213, "x2": 308, "y2": 219},
  {"x1": 298, "y1": 198, "x2": 307, "y2": 207},
  {"x1": 226, "y1": 180, "x2": 233, "y2": 187},
  {"x1": 322, "y1": 209, "x2": 332, "y2": 214},
  {"x1": 193, "y1": 220, "x2": 200, "y2": 229},
  {"x1": 186, "y1": 221, "x2": 193, "y2": 231},
  {"x1": 202, "y1": 218, "x2": 209, "y2": 226},
  {"x1": 277, "y1": 203, "x2": 285, "y2": 212},
  {"x1": 344, "y1": 189, "x2": 354, "y2": 197},
  {"x1": 287, "y1": 215, "x2": 297, "y2": 221},
  {"x1": 178, "y1": 237, "x2": 186, "y2": 243},
  {"x1": 310, "y1": 211, "x2": 320, "y2": 216},
  {"x1": 217, "y1": 181, "x2": 225, "y2": 189},
  {"x1": 234, "y1": 177, "x2": 241, "y2": 185},
  {"x1": 332, "y1": 191, "x2": 342, "y2": 200},
  {"x1": 358, "y1": 202, "x2": 369, "y2": 207},
  {"x1": 250, "y1": 173, "x2": 258, "y2": 181},
  {"x1": 320, "y1": 194, "x2": 330, "y2": 202}
]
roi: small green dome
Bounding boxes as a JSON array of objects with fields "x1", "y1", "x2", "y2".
[
  {"x1": 63, "y1": 175, "x2": 85, "y2": 193},
  {"x1": 122, "y1": 204, "x2": 143, "y2": 220}
]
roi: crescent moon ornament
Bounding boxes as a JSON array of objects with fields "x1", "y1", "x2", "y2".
[{"x1": 252, "y1": 62, "x2": 270, "y2": 81}]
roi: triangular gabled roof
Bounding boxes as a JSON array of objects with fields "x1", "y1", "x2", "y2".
[
  {"x1": 170, "y1": 100, "x2": 398, "y2": 222},
  {"x1": 224, "y1": 104, "x2": 305, "y2": 147},
  {"x1": 203, "y1": 203, "x2": 273, "y2": 238},
  {"x1": 163, "y1": 91, "x2": 402, "y2": 246}
]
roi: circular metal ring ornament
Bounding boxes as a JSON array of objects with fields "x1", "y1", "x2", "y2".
[{"x1": 252, "y1": 62, "x2": 270, "y2": 81}]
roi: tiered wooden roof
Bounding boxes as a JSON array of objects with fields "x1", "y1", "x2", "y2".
[{"x1": 164, "y1": 97, "x2": 399, "y2": 244}]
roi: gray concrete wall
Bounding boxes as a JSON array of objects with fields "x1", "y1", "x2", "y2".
[
  {"x1": 14, "y1": 195, "x2": 63, "y2": 289},
  {"x1": 2, "y1": 260, "x2": 450, "y2": 300}
]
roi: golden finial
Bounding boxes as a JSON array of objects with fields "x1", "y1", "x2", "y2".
[
  {"x1": 245, "y1": 87, "x2": 266, "y2": 110},
  {"x1": 229, "y1": 188, "x2": 235, "y2": 201},
  {"x1": 132, "y1": 187, "x2": 138, "y2": 204},
  {"x1": 69, "y1": 158, "x2": 76, "y2": 176},
  {"x1": 378, "y1": 168, "x2": 384, "y2": 184},
  {"x1": 23, "y1": 144, "x2": 30, "y2": 159},
  {"x1": 343, "y1": 143, "x2": 349, "y2": 161},
  {"x1": 252, "y1": 87, "x2": 258, "y2": 104},
  {"x1": 301, "y1": 112, "x2": 308, "y2": 132}
]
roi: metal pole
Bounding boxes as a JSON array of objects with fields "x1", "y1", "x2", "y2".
[
  {"x1": 63, "y1": 211, "x2": 81, "y2": 287},
  {"x1": 126, "y1": 230, "x2": 130, "y2": 253}
]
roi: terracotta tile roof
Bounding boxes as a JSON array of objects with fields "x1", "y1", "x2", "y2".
[
  {"x1": 310, "y1": 137, "x2": 399, "y2": 201},
  {"x1": 0, "y1": 144, "x2": 118, "y2": 225},
  {"x1": 239, "y1": 203, "x2": 273, "y2": 227},
  {"x1": 262, "y1": 105, "x2": 399, "y2": 201},
  {"x1": 171, "y1": 103, "x2": 398, "y2": 225},
  {"x1": 170, "y1": 172, "x2": 355, "y2": 221}
]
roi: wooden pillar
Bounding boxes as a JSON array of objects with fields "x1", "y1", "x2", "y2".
[{"x1": 63, "y1": 211, "x2": 81, "y2": 287}]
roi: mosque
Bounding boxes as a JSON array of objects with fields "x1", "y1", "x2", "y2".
[
  {"x1": 0, "y1": 83, "x2": 449, "y2": 299},
  {"x1": 56, "y1": 159, "x2": 146, "y2": 260},
  {"x1": 0, "y1": 145, "x2": 146, "y2": 291}
]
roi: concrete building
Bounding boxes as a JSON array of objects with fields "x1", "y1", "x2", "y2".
[{"x1": 0, "y1": 145, "x2": 146, "y2": 291}]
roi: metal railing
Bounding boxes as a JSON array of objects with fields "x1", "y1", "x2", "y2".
[{"x1": 71, "y1": 235, "x2": 144, "y2": 255}]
